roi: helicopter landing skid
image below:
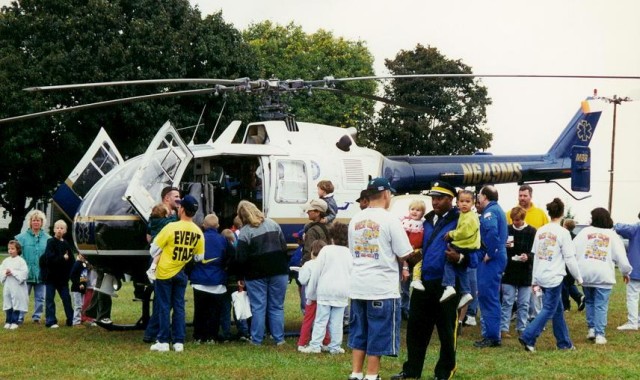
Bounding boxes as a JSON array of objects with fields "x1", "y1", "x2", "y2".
[{"x1": 96, "y1": 285, "x2": 153, "y2": 331}]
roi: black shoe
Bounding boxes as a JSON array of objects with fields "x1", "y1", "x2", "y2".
[
  {"x1": 473, "y1": 338, "x2": 501, "y2": 348},
  {"x1": 578, "y1": 295, "x2": 586, "y2": 311},
  {"x1": 518, "y1": 337, "x2": 535, "y2": 352},
  {"x1": 390, "y1": 372, "x2": 419, "y2": 380}
]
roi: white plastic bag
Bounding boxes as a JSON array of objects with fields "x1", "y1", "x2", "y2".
[{"x1": 232, "y1": 290, "x2": 252, "y2": 320}]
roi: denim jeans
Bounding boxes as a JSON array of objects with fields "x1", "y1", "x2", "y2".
[
  {"x1": 584, "y1": 286, "x2": 612, "y2": 336},
  {"x1": 154, "y1": 271, "x2": 188, "y2": 344},
  {"x1": 520, "y1": 283, "x2": 573, "y2": 349},
  {"x1": 5, "y1": 309, "x2": 20, "y2": 324},
  {"x1": 144, "y1": 290, "x2": 160, "y2": 341},
  {"x1": 309, "y1": 304, "x2": 345, "y2": 351},
  {"x1": 20, "y1": 283, "x2": 45, "y2": 323},
  {"x1": 45, "y1": 283, "x2": 74, "y2": 327},
  {"x1": 500, "y1": 284, "x2": 530, "y2": 333},
  {"x1": 245, "y1": 274, "x2": 288, "y2": 345},
  {"x1": 71, "y1": 292, "x2": 83, "y2": 325}
]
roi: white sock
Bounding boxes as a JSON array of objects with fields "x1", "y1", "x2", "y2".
[{"x1": 350, "y1": 372, "x2": 363, "y2": 380}]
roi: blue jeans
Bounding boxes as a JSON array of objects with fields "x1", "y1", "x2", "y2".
[
  {"x1": 310, "y1": 304, "x2": 346, "y2": 351},
  {"x1": 245, "y1": 274, "x2": 288, "y2": 345},
  {"x1": 20, "y1": 283, "x2": 45, "y2": 323},
  {"x1": 442, "y1": 263, "x2": 470, "y2": 293},
  {"x1": 5, "y1": 309, "x2": 20, "y2": 324},
  {"x1": 45, "y1": 283, "x2": 74, "y2": 327},
  {"x1": 584, "y1": 286, "x2": 612, "y2": 336},
  {"x1": 144, "y1": 289, "x2": 160, "y2": 341},
  {"x1": 154, "y1": 271, "x2": 188, "y2": 344},
  {"x1": 520, "y1": 283, "x2": 573, "y2": 349},
  {"x1": 467, "y1": 268, "x2": 478, "y2": 317},
  {"x1": 220, "y1": 289, "x2": 250, "y2": 338},
  {"x1": 500, "y1": 284, "x2": 531, "y2": 332}
]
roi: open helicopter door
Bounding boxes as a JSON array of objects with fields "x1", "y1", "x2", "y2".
[
  {"x1": 52, "y1": 128, "x2": 124, "y2": 220},
  {"x1": 124, "y1": 121, "x2": 193, "y2": 221}
]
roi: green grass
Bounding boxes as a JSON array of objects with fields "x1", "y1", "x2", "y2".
[{"x1": 1, "y1": 268, "x2": 639, "y2": 379}]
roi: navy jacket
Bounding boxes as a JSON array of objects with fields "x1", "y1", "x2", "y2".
[{"x1": 422, "y1": 207, "x2": 461, "y2": 281}]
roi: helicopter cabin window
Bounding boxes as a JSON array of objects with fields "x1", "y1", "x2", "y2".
[
  {"x1": 244, "y1": 124, "x2": 268, "y2": 144},
  {"x1": 275, "y1": 160, "x2": 307, "y2": 203},
  {"x1": 74, "y1": 142, "x2": 120, "y2": 198}
]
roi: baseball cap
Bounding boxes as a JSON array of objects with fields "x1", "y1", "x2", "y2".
[
  {"x1": 303, "y1": 199, "x2": 328, "y2": 213},
  {"x1": 355, "y1": 189, "x2": 371, "y2": 202},
  {"x1": 366, "y1": 177, "x2": 395, "y2": 194},
  {"x1": 176, "y1": 194, "x2": 199, "y2": 213},
  {"x1": 427, "y1": 181, "x2": 456, "y2": 198}
]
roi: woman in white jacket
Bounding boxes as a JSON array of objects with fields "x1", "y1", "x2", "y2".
[
  {"x1": 519, "y1": 198, "x2": 583, "y2": 352},
  {"x1": 575, "y1": 207, "x2": 632, "y2": 345}
]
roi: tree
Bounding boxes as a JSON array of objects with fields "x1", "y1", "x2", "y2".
[
  {"x1": 360, "y1": 44, "x2": 493, "y2": 156},
  {"x1": 0, "y1": 0, "x2": 258, "y2": 234},
  {"x1": 242, "y1": 21, "x2": 376, "y2": 130}
]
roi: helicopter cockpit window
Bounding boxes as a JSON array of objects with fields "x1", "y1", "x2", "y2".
[
  {"x1": 244, "y1": 124, "x2": 268, "y2": 144},
  {"x1": 74, "y1": 142, "x2": 120, "y2": 198},
  {"x1": 275, "y1": 159, "x2": 307, "y2": 203}
]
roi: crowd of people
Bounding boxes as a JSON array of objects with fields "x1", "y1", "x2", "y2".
[{"x1": 2, "y1": 179, "x2": 639, "y2": 380}]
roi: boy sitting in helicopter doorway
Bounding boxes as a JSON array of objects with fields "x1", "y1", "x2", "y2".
[{"x1": 317, "y1": 180, "x2": 338, "y2": 224}]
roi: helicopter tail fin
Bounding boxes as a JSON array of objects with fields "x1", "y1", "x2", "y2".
[{"x1": 546, "y1": 98, "x2": 602, "y2": 159}]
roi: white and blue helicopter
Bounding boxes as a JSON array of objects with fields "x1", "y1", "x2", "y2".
[{"x1": 1, "y1": 74, "x2": 605, "y2": 328}]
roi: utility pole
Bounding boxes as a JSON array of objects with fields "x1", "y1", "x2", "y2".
[{"x1": 594, "y1": 91, "x2": 633, "y2": 215}]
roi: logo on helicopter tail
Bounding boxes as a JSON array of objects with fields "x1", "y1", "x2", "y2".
[
  {"x1": 461, "y1": 162, "x2": 523, "y2": 185},
  {"x1": 577, "y1": 120, "x2": 593, "y2": 142}
]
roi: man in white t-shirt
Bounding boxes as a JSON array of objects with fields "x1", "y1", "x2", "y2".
[{"x1": 347, "y1": 177, "x2": 413, "y2": 380}]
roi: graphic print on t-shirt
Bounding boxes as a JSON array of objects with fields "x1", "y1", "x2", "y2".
[
  {"x1": 536, "y1": 232, "x2": 557, "y2": 261},
  {"x1": 353, "y1": 219, "x2": 380, "y2": 260}
]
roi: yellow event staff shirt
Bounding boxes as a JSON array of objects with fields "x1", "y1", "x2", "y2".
[
  {"x1": 506, "y1": 203, "x2": 549, "y2": 229},
  {"x1": 154, "y1": 220, "x2": 204, "y2": 280}
]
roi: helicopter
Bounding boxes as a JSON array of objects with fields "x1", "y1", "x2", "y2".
[{"x1": 0, "y1": 74, "x2": 605, "y2": 328}]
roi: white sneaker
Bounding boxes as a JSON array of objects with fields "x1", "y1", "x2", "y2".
[
  {"x1": 464, "y1": 315, "x2": 477, "y2": 326},
  {"x1": 50, "y1": 324, "x2": 59, "y2": 329},
  {"x1": 617, "y1": 322, "x2": 638, "y2": 331},
  {"x1": 3, "y1": 323, "x2": 10, "y2": 329},
  {"x1": 329, "y1": 347, "x2": 345, "y2": 354},
  {"x1": 173, "y1": 343, "x2": 184, "y2": 352},
  {"x1": 410, "y1": 280, "x2": 425, "y2": 291},
  {"x1": 297, "y1": 345, "x2": 321, "y2": 354},
  {"x1": 9, "y1": 323, "x2": 18, "y2": 330},
  {"x1": 150, "y1": 342, "x2": 170, "y2": 352},
  {"x1": 320, "y1": 345, "x2": 330, "y2": 352},
  {"x1": 595, "y1": 335, "x2": 607, "y2": 345},
  {"x1": 586, "y1": 328, "x2": 595, "y2": 340},
  {"x1": 457, "y1": 293, "x2": 473, "y2": 309},
  {"x1": 440, "y1": 286, "x2": 457, "y2": 303}
]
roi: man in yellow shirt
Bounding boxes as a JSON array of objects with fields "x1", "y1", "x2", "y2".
[
  {"x1": 149, "y1": 194, "x2": 204, "y2": 353},
  {"x1": 506, "y1": 185, "x2": 549, "y2": 229}
]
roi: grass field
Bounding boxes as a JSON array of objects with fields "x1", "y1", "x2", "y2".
[{"x1": 1, "y1": 266, "x2": 639, "y2": 379}]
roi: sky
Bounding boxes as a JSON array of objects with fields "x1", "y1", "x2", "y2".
[
  {"x1": 1, "y1": 0, "x2": 638, "y2": 224},
  {"x1": 191, "y1": 0, "x2": 640, "y2": 224}
]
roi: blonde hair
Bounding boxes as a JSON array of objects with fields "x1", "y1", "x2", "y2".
[
  {"x1": 150, "y1": 203, "x2": 170, "y2": 218},
  {"x1": 408, "y1": 199, "x2": 426, "y2": 213},
  {"x1": 237, "y1": 200, "x2": 265, "y2": 227},
  {"x1": 221, "y1": 229, "x2": 236, "y2": 244},
  {"x1": 26, "y1": 209, "x2": 47, "y2": 230},
  {"x1": 54, "y1": 219, "x2": 67, "y2": 230},
  {"x1": 203, "y1": 213, "x2": 219, "y2": 229}
]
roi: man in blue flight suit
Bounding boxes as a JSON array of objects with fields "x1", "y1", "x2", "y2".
[
  {"x1": 473, "y1": 185, "x2": 508, "y2": 348},
  {"x1": 392, "y1": 181, "x2": 470, "y2": 380}
]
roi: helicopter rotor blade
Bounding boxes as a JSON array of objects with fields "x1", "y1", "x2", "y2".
[
  {"x1": 314, "y1": 87, "x2": 430, "y2": 113},
  {"x1": 329, "y1": 73, "x2": 640, "y2": 83},
  {"x1": 24, "y1": 78, "x2": 247, "y2": 92},
  {"x1": 0, "y1": 87, "x2": 224, "y2": 124}
]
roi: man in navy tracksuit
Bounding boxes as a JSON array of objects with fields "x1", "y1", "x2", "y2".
[
  {"x1": 474, "y1": 185, "x2": 508, "y2": 348},
  {"x1": 393, "y1": 181, "x2": 470, "y2": 380}
]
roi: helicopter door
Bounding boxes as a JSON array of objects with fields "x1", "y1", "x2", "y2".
[
  {"x1": 52, "y1": 127, "x2": 124, "y2": 220},
  {"x1": 124, "y1": 121, "x2": 193, "y2": 221}
]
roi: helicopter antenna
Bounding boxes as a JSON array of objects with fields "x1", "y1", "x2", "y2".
[
  {"x1": 208, "y1": 100, "x2": 227, "y2": 143},
  {"x1": 189, "y1": 103, "x2": 207, "y2": 145}
]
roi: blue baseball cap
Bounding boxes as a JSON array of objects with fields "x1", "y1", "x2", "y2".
[
  {"x1": 177, "y1": 194, "x2": 199, "y2": 213},
  {"x1": 366, "y1": 177, "x2": 395, "y2": 194}
]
